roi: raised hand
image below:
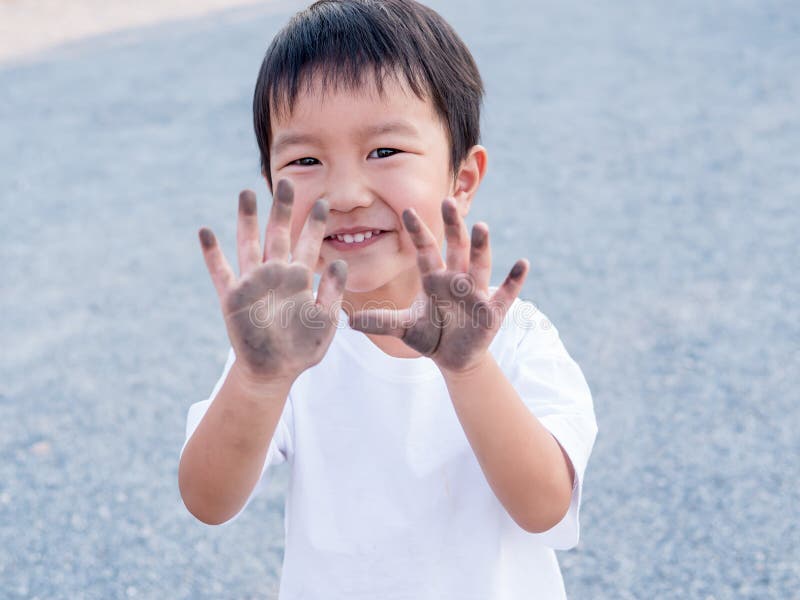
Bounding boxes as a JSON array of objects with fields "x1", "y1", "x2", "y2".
[
  {"x1": 348, "y1": 197, "x2": 528, "y2": 375},
  {"x1": 198, "y1": 179, "x2": 347, "y2": 385}
]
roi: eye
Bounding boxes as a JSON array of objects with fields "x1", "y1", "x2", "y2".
[
  {"x1": 368, "y1": 148, "x2": 401, "y2": 159},
  {"x1": 289, "y1": 157, "x2": 320, "y2": 167}
]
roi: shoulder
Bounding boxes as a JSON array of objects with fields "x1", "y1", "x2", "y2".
[{"x1": 489, "y1": 287, "x2": 563, "y2": 359}]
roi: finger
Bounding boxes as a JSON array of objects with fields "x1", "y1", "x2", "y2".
[
  {"x1": 442, "y1": 197, "x2": 470, "y2": 273},
  {"x1": 198, "y1": 227, "x2": 236, "y2": 302},
  {"x1": 349, "y1": 306, "x2": 413, "y2": 338},
  {"x1": 315, "y1": 259, "x2": 348, "y2": 314},
  {"x1": 237, "y1": 190, "x2": 261, "y2": 276},
  {"x1": 489, "y1": 259, "x2": 529, "y2": 321},
  {"x1": 402, "y1": 208, "x2": 445, "y2": 276},
  {"x1": 468, "y1": 222, "x2": 492, "y2": 292},
  {"x1": 292, "y1": 198, "x2": 328, "y2": 270},
  {"x1": 264, "y1": 179, "x2": 293, "y2": 262}
]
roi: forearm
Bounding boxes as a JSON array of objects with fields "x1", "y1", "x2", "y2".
[
  {"x1": 178, "y1": 362, "x2": 292, "y2": 525},
  {"x1": 441, "y1": 353, "x2": 575, "y2": 533}
]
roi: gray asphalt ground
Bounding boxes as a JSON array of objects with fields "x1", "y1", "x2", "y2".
[{"x1": 1, "y1": 1, "x2": 798, "y2": 598}]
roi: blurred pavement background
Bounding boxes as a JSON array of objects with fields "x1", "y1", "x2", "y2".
[
  {"x1": 0, "y1": 0, "x2": 270, "y2": 63},
  {"x1": 1, "y1": 0, "x2": 798, "y2": 598}
]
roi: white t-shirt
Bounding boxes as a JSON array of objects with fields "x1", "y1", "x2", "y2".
[{"x1": 181, "y1": 295, "x2": 598, "y2": 599}]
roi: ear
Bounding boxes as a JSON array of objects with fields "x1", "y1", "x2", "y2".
[{"x1": 450, "y1": 145, "x2": 488, "y2": 217}]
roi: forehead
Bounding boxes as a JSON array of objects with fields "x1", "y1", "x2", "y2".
[{"x1": 269, "y1": 70, "x2": 444, "y2": 140}]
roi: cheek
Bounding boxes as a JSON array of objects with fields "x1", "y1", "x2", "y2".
[
  {"x1": 393, "y1": 210, "x2": 445, "y2": 267},
  {"x1": 382, "y1": 176, "x2": 447, "y2": 241}
]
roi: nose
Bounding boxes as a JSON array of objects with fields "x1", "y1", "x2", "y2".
[{"x1": 323, "y1": 162, "x2": 374, "y2": 213}]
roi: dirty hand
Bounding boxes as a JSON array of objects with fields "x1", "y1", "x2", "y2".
[
  {"x1": 348, "y1": 197, "x2": 528, "y2": 375},
  {"x1": 198, "y1": 179, "x2": 347, "y2": 385}
]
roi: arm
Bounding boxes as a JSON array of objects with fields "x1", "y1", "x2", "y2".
[
  {"x1": 349, "y1": 198, "x2": 575, "y2": 534},
  {"x1": 179, "y1": 180, "x2": 346, "y2": 525},
  {"x1": 440, "y1": 353, "x2": 575, "y2": 533},
  {"x1": 178, "y1": 364, "x2": 291, "y2": 525}
]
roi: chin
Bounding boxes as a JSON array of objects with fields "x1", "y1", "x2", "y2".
[{"x1": 343, "y1": 276, "x2": 387, "y2": 295}]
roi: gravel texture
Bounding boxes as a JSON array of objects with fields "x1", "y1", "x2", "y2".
[{"x1": 1, "y1": 1, "x2": 798, "y2": 598}]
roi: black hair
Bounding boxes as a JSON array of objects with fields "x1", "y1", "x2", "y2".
[{"x1": 253, "y1": 0, "x2": 484, "y2": 187}]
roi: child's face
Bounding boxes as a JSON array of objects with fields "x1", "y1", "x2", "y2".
[{"x1": 268, "y1": 73, "x2": 474, "y2": 305}]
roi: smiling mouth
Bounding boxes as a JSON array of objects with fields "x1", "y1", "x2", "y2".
[{"x1": 323, "y1": 229, "x2": 389, "y2": 248}]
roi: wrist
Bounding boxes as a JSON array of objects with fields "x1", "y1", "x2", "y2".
[
  {"x1": 438, "y1": 349, "x2": 493, "y2": 383},
  {"x1": 229, "y1": 360, "x2": 296, "y2": 400}
]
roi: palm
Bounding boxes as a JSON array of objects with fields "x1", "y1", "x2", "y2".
[
  {"x1": 221, "y1": 263, "x2": 334, "y2": 378},
  {"x1": 198, "y1": 180, "x2": 347, "y2": 384},
  {"x1": 348, "y1": 198, "x2": 528, "y2": 375}
]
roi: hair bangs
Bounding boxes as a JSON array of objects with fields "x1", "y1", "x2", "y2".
[{"x1": 254, "y1": 0, "x2": 483, "y2": 185}]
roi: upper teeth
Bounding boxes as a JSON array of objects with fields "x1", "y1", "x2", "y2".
[{"x1": 332, "y1": 230, "x2": 381, "y2": 243}]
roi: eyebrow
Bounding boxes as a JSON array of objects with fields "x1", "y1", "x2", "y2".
[
  {"x1": 361, "y1": 120, "x2": 419, "y2": 138},
  {"x1": 272, "y1": 120, "x2": 420, "y2": 155},
  {"x1": 271, "y1": 132, "x2": 321, "y2": 156}
]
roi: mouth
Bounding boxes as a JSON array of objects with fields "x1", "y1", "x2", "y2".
[{"x1": 323, "y1": 229, "x2": 390, "y2": 250}]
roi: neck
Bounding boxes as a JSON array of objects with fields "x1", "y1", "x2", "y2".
[
  {"x1": 340, "y1": 266, "x2": 424, "y2": 359},
  {"x1": 341, "y1": 266, "x2": 420, "y2": 313}
]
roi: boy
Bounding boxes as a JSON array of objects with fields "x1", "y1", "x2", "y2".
[{"x1": 179, "y1": 0, "x2": 597, "y2": 598}]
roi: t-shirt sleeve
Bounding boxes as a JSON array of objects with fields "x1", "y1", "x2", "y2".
[
  {"x1": 179, "y1": 347, "x2": 294, "y2": 525},
  {"x1": 504, "y1": 300, "x2": 598, "y2": 550}
]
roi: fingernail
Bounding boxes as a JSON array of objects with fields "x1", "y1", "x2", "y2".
[
  {"x1": 275, "y1": 179, "x2": 294, "y2": 205},
  {"x1": 199, "y1": 228, "x2": 215, "y2": 249},
  {"x1": 441, "y1": 199, "x2": 458, "y2": 225},
  {"x1": 402, "y1": 209, "x2": 420, "y2": 233},
  {"x1": 239, "y1": 190, "x2": 257, "y2": 216},
  {"x1": 329, "y1": 259, "x2": 347, "y2": 285},
  {"x1": 311, "y1": 198, "x2": 329, "y2": 221},
  {"x1": 471, "y1": 225, "x2": 487, "y2": 248},
  {"x1": 510, "y1": 260, "x2": 526, "y2": 279}
]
